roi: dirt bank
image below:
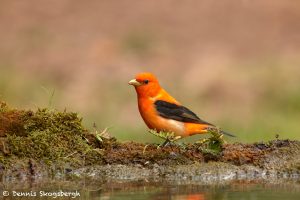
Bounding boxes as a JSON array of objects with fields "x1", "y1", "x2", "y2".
[{"x1": 0, "y1": 102, "x2": 299, "y2": 182}]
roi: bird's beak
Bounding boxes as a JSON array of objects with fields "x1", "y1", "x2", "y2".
[{"x1": 128, "y1": 79, "x2": 142, "y2": 86}]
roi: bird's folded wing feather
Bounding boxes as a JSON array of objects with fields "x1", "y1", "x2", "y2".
[{"x1": 154, "y1": 100, "x2": 213, "y2": 125}]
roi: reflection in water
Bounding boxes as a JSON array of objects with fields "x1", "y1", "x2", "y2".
[
  {"x1": 0, "y1": 179, "x2": 299, "y2": 200},
  {"x1": 175, "y1": 194, "x2": 205, "y2": 200}
]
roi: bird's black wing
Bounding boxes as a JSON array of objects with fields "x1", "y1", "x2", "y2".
[{"x1": 154, "y1": 100, "x2": 213, "y2": 125}]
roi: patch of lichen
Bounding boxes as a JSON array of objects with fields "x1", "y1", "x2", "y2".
[{"x1": 0, "y1": 102, "x2": 103, "y2": 167}]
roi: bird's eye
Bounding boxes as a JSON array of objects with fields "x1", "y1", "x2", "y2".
[{"x1": 143, "y1": 80, "x2": 149, "y2": 84}]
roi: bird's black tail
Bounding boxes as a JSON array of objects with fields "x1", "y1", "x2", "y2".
[{"x1": 221, "y1": 130, "x2": 236, "y2": 137}]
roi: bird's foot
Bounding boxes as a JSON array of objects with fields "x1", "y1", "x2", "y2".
[{"x1": 148, "y1": 129, "x2": 182, "y2": 148}]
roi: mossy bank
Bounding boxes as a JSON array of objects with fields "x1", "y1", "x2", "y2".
[{"x1": 0, "y1": 102, "x2": 299, "y2": 182}]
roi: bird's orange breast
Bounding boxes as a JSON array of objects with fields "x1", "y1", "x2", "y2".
[{"x1": 138, "y1": 97, "x2": 161, "y2": 129}]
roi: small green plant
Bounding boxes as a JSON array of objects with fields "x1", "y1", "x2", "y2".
[
  {"x1": 91, "y1": 123, "x2": 111, "y2": 143},
  {"x1": 41, "y1": 86, "x2": 56, "y2": 108},
  {"x1": 197, "y1": 127, "x2": 225, "y2": 155}
]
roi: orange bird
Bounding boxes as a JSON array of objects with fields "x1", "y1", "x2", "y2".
[{"x1": 128, "y1": 72, "x2": 234, "y2": 139}]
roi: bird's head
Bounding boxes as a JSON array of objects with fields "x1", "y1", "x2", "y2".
[{"x1": 129, "y1": 72, "x2": 161, "y2": 98}]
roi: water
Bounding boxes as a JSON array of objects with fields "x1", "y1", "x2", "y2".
[{"x1": 1, "y1": 179, "x2": 299, "y2": 200}]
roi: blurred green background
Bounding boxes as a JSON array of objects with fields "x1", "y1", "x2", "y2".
[{"x1": 0, "y1": 0, "x2": 299, "y2": 143}]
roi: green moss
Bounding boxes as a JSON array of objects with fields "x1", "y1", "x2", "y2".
[
  {"x1": 22, "y1": 108, "x2": 85, "y2": 134},
  {"x1": 0, "y1": 103, "x2": 103, "y2": 167},
  {"x1": 0, "y1": 101, "x2": 8, "y2": 112}
]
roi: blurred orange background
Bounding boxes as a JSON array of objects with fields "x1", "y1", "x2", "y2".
[{"x1": 1, "y1": 0, "x2": 300, "y2": 142}]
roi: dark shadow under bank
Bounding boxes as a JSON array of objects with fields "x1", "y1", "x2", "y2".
[{"x1": 0, "y1": 102, "x2": 299, "y2": 183}]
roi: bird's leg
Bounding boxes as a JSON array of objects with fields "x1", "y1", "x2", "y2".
[
  {"x1": 148, "y1": 129, "x2": 182, "y2": 148},
  {"x1": 159, "y1": 139, "x2": 171, "y2": 148}
]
